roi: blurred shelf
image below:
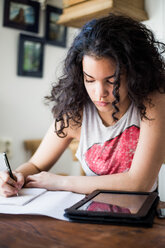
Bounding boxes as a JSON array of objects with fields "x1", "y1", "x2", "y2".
[{"x1": 58, "y1": 0, "x2": 148, "y2": 28}]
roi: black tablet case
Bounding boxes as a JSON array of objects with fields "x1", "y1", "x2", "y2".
[{"x1": 65, "y1": 191, "x2": 159, "y2": 227}]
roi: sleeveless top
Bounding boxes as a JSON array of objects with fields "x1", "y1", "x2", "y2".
[{"x1": 75, "y1": 102, "x2": 157, "y2": 191}]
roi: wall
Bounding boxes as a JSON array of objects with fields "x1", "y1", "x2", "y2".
[
  {"x1": 0, "y1": 0, "x2": 164, "y2": 180},
  {"x1": 0, "y1": 0, "x2": 81, "y2": 175},
  {"x1": 144, "y1": 0, "x2": 165, "y2": 39}
]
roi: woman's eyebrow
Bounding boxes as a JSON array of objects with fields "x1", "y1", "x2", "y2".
[
  {"x1": 83, "y1": 71, "x2": 94, "y2": 78},
  {"x1": 105, "y1": 74, "x2": 115, "y2": 79},
  {"x1": 83, "y1": 71, "x2": 115, "y2": 79}
]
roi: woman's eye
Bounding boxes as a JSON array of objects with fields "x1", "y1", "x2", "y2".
[
  {"x1": 85, "y1": 79, "x2": 95, "y2": 83},
  {"x1": 107, "y1": 80, "x2": 114, "y2": 84},
  {"x1": 107, "y1": 78, "x2": 115, "y2": 84}
]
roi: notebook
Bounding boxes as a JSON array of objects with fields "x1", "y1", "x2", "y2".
[{"x1": 0, "y1": 188, "x2": 47, "y2": 206}]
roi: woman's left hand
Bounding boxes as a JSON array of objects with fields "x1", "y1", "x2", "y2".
[{"x1": 25, "y1": 171, "x2": 66, "y2": 191}]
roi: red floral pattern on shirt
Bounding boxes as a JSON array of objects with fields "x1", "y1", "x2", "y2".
[{"x1": 84, "y1": 125, "x2": 140, "y2": 175}]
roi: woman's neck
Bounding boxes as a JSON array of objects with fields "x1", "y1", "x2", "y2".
[{"x1": 98, "y1": 98, "x2": 131, "y2": 127}]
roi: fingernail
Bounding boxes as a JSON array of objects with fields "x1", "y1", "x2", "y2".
[{"x1": 16, "y1": 183, "x2": 21, "y2": 188}]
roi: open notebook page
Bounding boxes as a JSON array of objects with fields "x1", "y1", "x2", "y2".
[
  {"x1": 0, "y1": 191, "x2": 85, "y2": 221},
  {"x1": 0, "y1": 188, "x2": 47, "y2": 206}
]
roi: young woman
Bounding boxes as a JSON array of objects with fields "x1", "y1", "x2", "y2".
[{"x1": 0, "y1": 14, "x2": 165, "y2": 197}]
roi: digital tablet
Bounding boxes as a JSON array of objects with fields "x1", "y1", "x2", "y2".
[{"x1": 65, "y1": 190, "x2": 159, "y2": 226}]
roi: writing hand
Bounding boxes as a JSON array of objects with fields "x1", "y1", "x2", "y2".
[{"x1": 0, "y1": 171, "x2": 24, "y2": 197}]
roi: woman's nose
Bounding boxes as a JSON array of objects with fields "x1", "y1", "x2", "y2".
[{"x1": 95, "y1": 82, "x2": 108, "y2": 99}]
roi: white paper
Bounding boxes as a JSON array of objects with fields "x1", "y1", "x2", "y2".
[
  {"x1": 0, "y1": 190, "x2": 85, "y2": 221},
  {"x1": 0, "y1": 188, "x2": 47, "y2": 206},
  {"x1": 0, "y1": 153, "x2": 8, "y2": 171}
]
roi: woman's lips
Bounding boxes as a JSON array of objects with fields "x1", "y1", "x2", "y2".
[{"x1": 95, "y1": 101, "x2": 109, "y2": 107}]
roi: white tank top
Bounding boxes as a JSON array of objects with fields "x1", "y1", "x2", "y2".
[{"x1": 76, "y1": 102, "x2": 157, "y2": 191}]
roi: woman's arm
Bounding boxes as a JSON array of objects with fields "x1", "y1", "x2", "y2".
[
  {"x1": 16, "y1": 122, "x2": 74, "y2": 177},
  {"x1": 26, "y1": 91, "x2": 165, "y2": 194},
  {"x1": 0, "y1": 122, "x2": 74, "y2": 196}
]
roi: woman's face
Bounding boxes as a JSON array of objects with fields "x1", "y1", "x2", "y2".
[{"x1": 82, "y1": 55, "x2": 130, "y2": 116}]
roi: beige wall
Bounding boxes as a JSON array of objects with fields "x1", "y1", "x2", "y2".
[{"x1": 0, "y1": 0, "x2": 81, "y2": 175}]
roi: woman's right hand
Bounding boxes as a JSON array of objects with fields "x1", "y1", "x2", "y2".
[{"x1": 0, "y1": 171, "x2": 24, "y2": 197}]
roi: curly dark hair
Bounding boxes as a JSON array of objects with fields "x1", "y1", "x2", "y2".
[{"x1": 46, "y1": 14, "x2": 165, "y2": 137}]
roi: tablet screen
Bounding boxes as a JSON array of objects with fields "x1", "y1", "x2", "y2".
[{"x1": 77, "y1": 193, "x2": 148, "y2": 214}]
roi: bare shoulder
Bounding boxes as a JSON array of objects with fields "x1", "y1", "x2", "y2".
[
  {"x1": 140, "y1": 91, "x2": 165, "y2": 143},
  {"x1": 149, "y1": 90, "x2": 165, "y2": 105},
  {"x1": 144, "y1": 90, "x2": 165, "y2": 120},
  {"x1": 57, "y1": 110, "x2": 83, "y2": 141}
]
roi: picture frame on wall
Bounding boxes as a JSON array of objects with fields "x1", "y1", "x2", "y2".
[
  {"x1": 3, "y1": 0, "x2": 40, "y2": 33},
  {"x1": 45, "y1": 5, "x2": 67, "y2": 47},
  {"x1": 17, "y1": 34, "x2": 44, "y2": 78}
]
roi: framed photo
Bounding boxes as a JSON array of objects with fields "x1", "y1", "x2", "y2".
[
  {"x1": 17, "y1": 34, "x2": 44, "y2": 78},
  {"x1": 3, "y1": 0, "x2": 40, "y2": 33},
  {"x1": 45, "y1": 5, "x2": 67, "y2": 47}
]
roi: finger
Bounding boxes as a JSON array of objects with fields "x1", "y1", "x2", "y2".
[
  {"x1": 24, "y1": 181, "x2": 40, "y2": 188},
  {"x1": 13, "y1": 172, "x2": 24, "y2": 189},
  {"x1": 3, "y1": 190, "x2": 19, "y2": 197},
  {"x1": 1, "y1": 190, "x2": 18, "y2": 198},
  {"x1": 26, "y1": 174, "x2": 38, "y2": 183},
  {"x1": 25, "y1": 176, "x2": 32, "y2": 183},
  {"x1": 0, "y1": 181, "x2": 19, "y2": 197},
  {"x1": 25, "y1": 175, "x2": 36, "y2": 186},
  {"x1": 25, "y1": 173, "x2": 43, "y2": 188},
  {"x1": 0, "y1": 171, "x2": 17, "y2": 187}
]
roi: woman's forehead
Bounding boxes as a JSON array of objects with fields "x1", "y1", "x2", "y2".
[
  {"x1": 82, "y1": 55, "x2": 117, "y2": 80},
  {"x1": 82, "y1": 55, "x2": 116, "y2": 66}
]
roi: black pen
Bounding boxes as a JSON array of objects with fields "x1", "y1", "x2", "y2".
[{"x1": 3, "y1": 152, "x2": 19, "y2": 196}]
